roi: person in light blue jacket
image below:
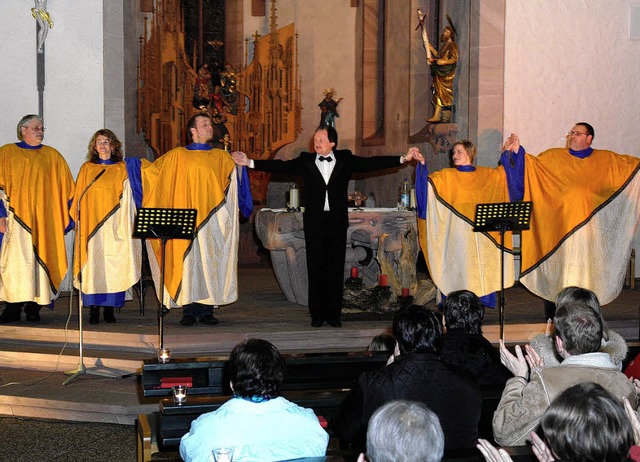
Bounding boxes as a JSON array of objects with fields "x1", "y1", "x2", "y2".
[{"x1": 180, "y1": 338, "x2": 329, "y2": 462}]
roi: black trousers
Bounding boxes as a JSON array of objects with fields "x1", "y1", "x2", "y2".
[{"x1": 305, "y1": 221, "x2": 348, "y2": 324}]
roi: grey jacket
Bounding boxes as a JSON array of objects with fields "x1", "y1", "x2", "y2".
[{"x1": 492, "y1": 352, "x2": 637, "y2": 446}]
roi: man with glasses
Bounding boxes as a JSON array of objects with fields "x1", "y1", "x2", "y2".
[
  {"x1": 501, "y1": 122, "x2": 640, "y2": 317},
  {"x1": 0, "y1": 114, "x2": 74, "y2": 323}
]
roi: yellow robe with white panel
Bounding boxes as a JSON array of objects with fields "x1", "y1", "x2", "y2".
[
  {"x1": 518, "y1": 148, "x2": 640, "y2": 304},
  {"x1": 0, "y1": 143, "x2": 74, "y2": 304},
  {"x1": 70, "y1": 161, "x2": 141, "y2": 295},
  {"x1": 142, "y1": 147, "x2": 239, "y2": 307},
  {"x1": 418, "y1": 166, "x2": 514, "y2": 298}
]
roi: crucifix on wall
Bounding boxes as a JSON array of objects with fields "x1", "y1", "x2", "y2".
[{"x1": 32, "y1": 0, "x2": 53, "y2": 116}]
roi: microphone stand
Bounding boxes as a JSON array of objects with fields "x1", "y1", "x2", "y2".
[{"x1": 64, "y1": 169, "x2": 117, "y2": 385}]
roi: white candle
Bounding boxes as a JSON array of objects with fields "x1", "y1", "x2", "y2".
[
  {"x1": 410, "y1": 187, "x2": 416, "y2": 209},
  {"x1": 290, "y1": 186, "x2": 299, "y2": 209}
]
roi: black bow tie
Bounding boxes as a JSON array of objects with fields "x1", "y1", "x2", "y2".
[{"x1": 318, "y1": 156, "x2": 333, "y2": 162}]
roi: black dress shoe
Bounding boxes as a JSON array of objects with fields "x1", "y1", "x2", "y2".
[
  {"x1": 199, "y1": 314, "x2": 219, "y2": 325},
  {"x1": 180, "y1": 315, "x2": 197, "y2": 326},
  {"x1": 327, "y1": 320, "x2": 342, "y2": 328},
  {"x1": 24, "y1": 303, "x2": 41, "y2": 322},
  {"x1": 103, "y1": 307, "x2": 116, "y2": 323},
  {"x1": 311, "y1": 320, "x2": 324, "y2": 327},
  {"x1": 0, "y1": 303, "x2": 22, "y2": 323},
  {"x1": 89, "y1": 306, "x2": 100, "y2": 325}
]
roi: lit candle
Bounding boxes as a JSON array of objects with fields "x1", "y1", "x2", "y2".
[
  {"x1": 158, "y1": 348, "x2": 171, "y2": 363},
  {"x1": 173, "y1": 386, "x2": 188, "y2": 405},
  {"x1": 379, "y1": 274, "x2": 388, "y2": 287},
  {"x1": 351, "y1": 267, "x2": 359, "y2": 278}
]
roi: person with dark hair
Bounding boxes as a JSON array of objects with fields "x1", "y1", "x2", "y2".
[
  {"x1": 530, "y1": 286, "x2": 627, "y2": 369},
  {"x1": 416, "y1": 140, "x2": 514, "y2": 309},
  {"x1": 179, "y1": 339, "x2": 329, "y2": 462},
  {"x1": 232, "y1": 127, "x2": 424, "y2": 327},
  {"x1": 441, "y1": 290, "x2": 511, "y2": 388},
  {"x1": 358, "y1": 400, "x2": 444, "y2": 462},
  {"x1": 0, "y1": 114, "x2": 74, "y2": 323},
  {"x1": 332, "y1": 305, "x2": 481, "y2": 453},
  {"x1": 367, "y1": 333, "x2": 396, "y2": 353},
  {"x1": 492, "y1": 301, "x2": 637, "y2": 446},
  {"x1": 70, "y1": 129, "x2": 142, "y2": 324},
  {"x1": 501, "y1": 124, "x2": 640, "y2": 315},
  {"x1": 141, "y1": 112, "x2": 252, "y2": 326},
  {"x1": 479, "y1": 382, "x2": 637, "y2": 462}
]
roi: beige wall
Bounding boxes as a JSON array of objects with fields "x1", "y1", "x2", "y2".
[
  {"x1": 504, "y1": 0, "x2": 640, "y2": 156},
  {"x1": 0, "y1": 0, "x2": 105, "y2": 177}
]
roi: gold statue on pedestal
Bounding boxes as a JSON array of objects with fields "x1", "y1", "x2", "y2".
[{"x1": 417, "y1": 10, "x2": 459, "y2": 123}]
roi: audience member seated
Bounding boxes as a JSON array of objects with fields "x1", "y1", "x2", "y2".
[
  {"x1": 479, "y1": 382, "x2": 639, "y2": 462},
  {"x1": 367, "y1": 333, "x2": 396, "y2": 353},
  {"x1": 357, "y1": 400, "x2": 444, "y2": 462},
  {"x1": 331, "y1": 305, "x2": 481, "y2": 453},
  {"x1": 492, "y1": 301, "x2": 637, "y2": 446},
  {"x1": 441, "y1": 290, "x2": 511, "y2": 388},
  {"x1": 179, "y1": 338, "x2": 329, "y2": 462},
  {"x1": 530, "y1": 286, "x2": 627, "y2": 369}
]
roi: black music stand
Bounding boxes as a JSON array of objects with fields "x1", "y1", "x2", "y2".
[
  {"x1": 134, "y1": 208, "x2": 197, "y2": 352},
  {"x1": 474, "y1": 201, "x2": 532, "y2": 340}
]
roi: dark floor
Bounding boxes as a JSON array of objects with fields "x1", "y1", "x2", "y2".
[{"x1": 0, "y1": 416, "x2": 136, "y2": 462}]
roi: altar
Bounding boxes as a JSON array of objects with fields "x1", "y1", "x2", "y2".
[{"x1": 255, "y1": 208, "x2": 418, "y2": 305}]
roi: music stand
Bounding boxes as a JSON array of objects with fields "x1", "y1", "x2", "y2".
[
  {"x1": 474, "y1": 201, "x2": 532, "y2": 340},
  {"x1": 134, "y1": 208, "x2": 197, "y2": 352}
]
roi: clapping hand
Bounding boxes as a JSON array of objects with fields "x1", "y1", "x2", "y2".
[
  {"x1": 499, "y1": 340, "x2": 530, "y2": 380},
  {"x1": 476, "y1": 439, "x2": 514, "y2": 462}
]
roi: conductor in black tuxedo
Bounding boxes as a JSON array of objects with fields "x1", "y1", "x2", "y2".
[{"x1": 232, "y1": 126, "x2": 424, "y2": 327}]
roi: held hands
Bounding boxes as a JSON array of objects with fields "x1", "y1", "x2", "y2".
[
  {"x1": 502, "y1": 133, "x2": 521, "y2": 153},
  {"x1": 231, "y1": 151, "x2": 250, "y2": 166},
  {"x1": 404, "y1": 147, "x2": 425, "y2": 165}
]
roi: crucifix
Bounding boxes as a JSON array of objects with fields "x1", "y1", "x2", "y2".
[{"x1": 32, "y1": 0, "x2": 53, "y2": 117}]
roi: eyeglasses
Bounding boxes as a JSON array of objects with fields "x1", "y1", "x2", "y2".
[
  {"x1": 28, "y1": 126, "x2": 45, "y2": 133},
  {"x1": 567, "y1": 131, "x2": 588, "y2": 137}
]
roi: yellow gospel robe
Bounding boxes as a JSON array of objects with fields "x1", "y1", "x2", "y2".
[
  {"x1": 417, "y1": 165, "x2": 514, "y2": 298},
  {"x1": 518, "y1": 148, "x2": 640, "y2": 304},
  {"x1": 142, "y1": 147, "x2": 239, "y2": 307},
  {"x1": 70, "y1": 161, "x2": 141, "y2": 296},
  {"x1": 0, "y1": 143, "x2": 74, "y2": 304}
]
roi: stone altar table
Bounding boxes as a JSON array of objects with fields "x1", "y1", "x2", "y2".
[{"x1": 255, "y1": 208, "x2": 418, "y2": 305}]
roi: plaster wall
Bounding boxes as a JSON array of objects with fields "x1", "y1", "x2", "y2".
[
  {"x1": 0, "y1": 0, "x2": 104, "y2": 177},
  {"x1": 242, "y1": 0, "x2": 358, "y2": 154},
  {"x1": 504, "y1": 0, "x2": 640, "y2": 156}
]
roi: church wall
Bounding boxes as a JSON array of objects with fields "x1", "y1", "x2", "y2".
[
  {"x1": 0, "y1": 0, "x2": 105, "y2": 177},
  {"x1": 242, "y1": 0, "x2": 358, "y2": 155},
  {"x1": 503, "y1": 0, "x2": 640, "y2": 156}
]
